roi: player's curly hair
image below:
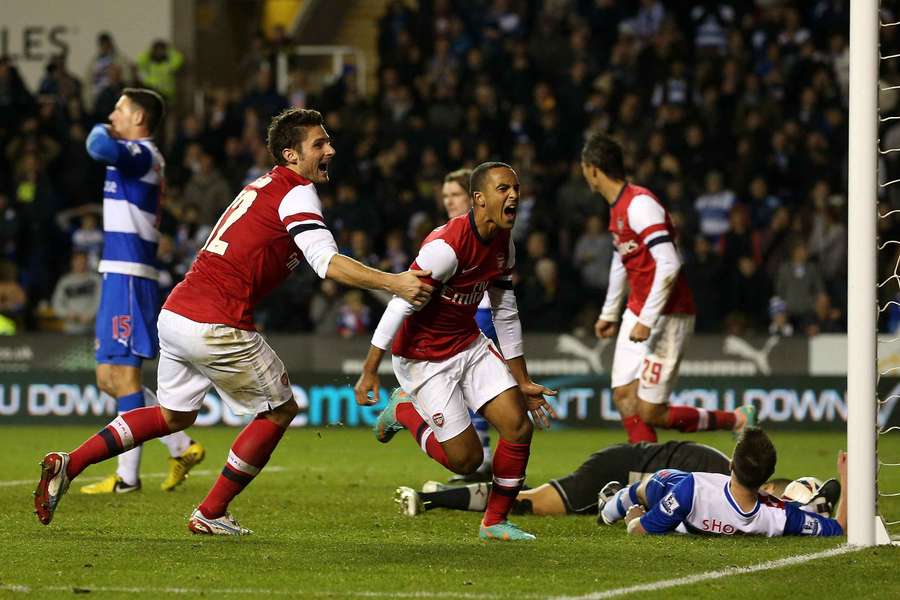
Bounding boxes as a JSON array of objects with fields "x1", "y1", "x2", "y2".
[
  {"x1": 267, "y1": 108, "x2": 325, "y2": 166},
  {"x1": 581, "y1": 132, "x2": 626, "y2": 180},
  {"x1": 731, "y1": 427, "x2": 777, "y2": 489}
]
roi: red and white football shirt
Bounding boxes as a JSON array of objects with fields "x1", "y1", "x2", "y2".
[
  {"x1": 391, "y1": 212, "x2": 514, "y2": 362},
  {"x1": 609, "y1": 183, "x2": 694, "y2": 317},
  {"x1": 164, "y1": 166, "x2": 337, "y2": 329}
]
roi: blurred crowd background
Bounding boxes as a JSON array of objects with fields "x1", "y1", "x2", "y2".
[{"x1": 0, "y1": 0, "x2": 890, "y2": 339}]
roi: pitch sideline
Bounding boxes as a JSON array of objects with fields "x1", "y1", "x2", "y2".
[{"x1": 549, "y1": 545, "x2": 863, "y2": 600}]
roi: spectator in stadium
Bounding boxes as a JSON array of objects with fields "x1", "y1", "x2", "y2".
[
  {"x1": 768, "y1": 297, "x2": 795, "y2": 337},
  {"x1": 684, "y1": 236, "x2": 723, "y2": 333},
  {"x1": 136, "y1": 40, "x2": 184, "y2": 103},
  {"x1": 573, "y1": 214, "x2": 613, "y2": 297},
  {"x1": 729, "y1": 256, "x2": 771, "y2": 331},
  {"x1": 0, "y1": 193, "x2": 19, "y2": 262},
  {"x1": 776, "y1": 241, "x2": 826, "y2": 327},
  {"x1": 694, "y1": 170, "x2": 736, "y2": 244},
  {"x1": 0, "y1": 260, "x2": 26, "y2": 333},
  {"x1": 804, "y1": 293, "x2": 843, "y2": 336},
  {"x1": 51, "y1": 251, "x2": 101, "y2": 335},
  {"x1": 86, "y1": 32, "x2": 133, "y2": 105},
  {"x1": 337, "y1": 289, "x2": 371, "y2": 338},
  {"x1": 310, "y1": 279, "x2": 342, "y2": 335},
  {"x1": 183, "y1": 148, "x2": 232, "y2": 225}
]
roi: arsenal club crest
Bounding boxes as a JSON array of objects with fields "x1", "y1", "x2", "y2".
[
  {"x1": 432, "y1": 413, "x2": 445, "y2": 427},
  {"x1": 616, "y1": 217, "x2": 624, "y2": 232}
]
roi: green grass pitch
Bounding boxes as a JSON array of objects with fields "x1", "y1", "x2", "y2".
[{"x1": 1, "y1": 425, "x2": 898, "y2": 598}]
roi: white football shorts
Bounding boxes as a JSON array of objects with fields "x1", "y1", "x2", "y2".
[
  {"x1": 156, "y1": 309, "x2": 294, "y2": 415},
  {"x1": 610, "y1": 309, "x2": 694, "y2": 404},
  {"x1": 392, "y1": 334, "x2": 517, "y2": 442}
]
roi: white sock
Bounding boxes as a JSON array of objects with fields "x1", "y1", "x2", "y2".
[
  {"x1": 143, "y1": 387, "x2": 192, "y2": 457},
  {"x1": 116, "y1": 431, "x2": 142, "y2": 486},
  {"x1": 601, "y1": 487, "x2": 635, "y2": 524},
  {"x1": 467, "y1": 483, "x2": 490, "y2": 511}
]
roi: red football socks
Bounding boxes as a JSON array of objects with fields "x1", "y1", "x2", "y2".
[
  {"x1": 67, "y1": 406, "x2": 171, "y2": 479},
  {"x1": 483, "y1": 438, "x2": 530, "y2": 526},
  {"x1": 199, "y1": 416, "x2": 286, "y2": 519},
  {"x1": 666, "y1": 406, "x2": 736, "y2": 432},
  {"x1": 396, "y1": 402, "x2": 452, "y2": 470},
  {"x1": 622, "y1": 414, "x2": 657, "y2": 443}
]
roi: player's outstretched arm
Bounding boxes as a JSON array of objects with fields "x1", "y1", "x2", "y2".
[{"x1": 326, "y1": 254, "x2": 433, "y2": 308}]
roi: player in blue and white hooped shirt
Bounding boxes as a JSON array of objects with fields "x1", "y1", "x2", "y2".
[
  {"x1": 600, "y1": 428, "x2": 847, "y2": 537},
  {"x1": 81, "y1": 88, "x2": 203, "y2": 495}
]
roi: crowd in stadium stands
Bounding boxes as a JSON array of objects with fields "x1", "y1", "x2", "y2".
[{"x1": 0, "y1": 0, "x2": 887, "y2": 338}]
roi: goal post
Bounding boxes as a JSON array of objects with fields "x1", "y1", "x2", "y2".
[{"x1": 847, "y1": 0, "x2": 878, "y2": 547}]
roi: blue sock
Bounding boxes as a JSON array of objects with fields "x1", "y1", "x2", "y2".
[{"x1": 116, "y1": 391, "x2": 145, "y2": 412}]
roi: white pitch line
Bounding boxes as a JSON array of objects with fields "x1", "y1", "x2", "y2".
[
  {"x1": 0, "y1": 584, "x2": 512, "y2": 598},
  {"x1": 549, "y1": 545, "x2": 863, "y2": 600},
  {"x1": 0, "y1": 466, "x2": 287, "y2": 488}
]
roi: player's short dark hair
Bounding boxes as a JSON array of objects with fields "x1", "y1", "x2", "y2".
[
  {"x1": 267, "y1": 108, "x2": 325, "y2": 166},
  {"x1": 444, "y1": 168, "x2": 472, "y2": 191},
  {"x1": 470, "y1": 161, "x2": 513, "y2": 197},
  {"x1": 122, "y1": 87, "x2": 165, "y2": 135},
  {"x1": 581, "y1": 132, "x2": 626, "y2": 180},
  {"x1": 731, "y1": 427, "x2": 777, "y2": 489}
]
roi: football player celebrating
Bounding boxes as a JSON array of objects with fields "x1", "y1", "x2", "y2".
[
  {"x1": 582, "y1": 132, "x2": 756, "y2": 442},
  {"x1": 34, "y1": 108, "x2": 433, "y2": 535},
  {"x1": 602, "y1": 428, "x2": 847, "y2": 537},
  {"x1": 354, "y1": 162, "x2": 557, "y2": 542}
]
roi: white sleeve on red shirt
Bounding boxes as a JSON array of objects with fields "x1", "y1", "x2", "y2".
[
  {"x1": 279, "y1": 183, "x2": 338, "y2": 278},
  {"x1": 489, "y1": 236, "x2": 523, "y2": 358},
  {"x1": 627, "y1": 194, "x2": 682, "y2": 328},
  {"x1": 600, "y1": 252, "x2": 626, "y2": 321},
  {"x1": 371, "y1": 239, "x2": 458, "y2": 350}
]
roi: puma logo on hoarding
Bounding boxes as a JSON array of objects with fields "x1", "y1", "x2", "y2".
[
  {"x1": 722, "y1": 335, "x2": 780, "y2": 375},
  {"x1": 555, "y1": 334, "x2": 612, "y2": 374}
]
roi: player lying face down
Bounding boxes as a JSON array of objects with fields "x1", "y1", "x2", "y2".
[
  {"x1": 604, "y1": 429, "x2": 847, "y2": 537},
  {"x1": 393, "y1": 441, "x2": 731, "y2": 517}
]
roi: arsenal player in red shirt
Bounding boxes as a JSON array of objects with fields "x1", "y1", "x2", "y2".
[
  {"x1": 354, "y1": 162, "x2": 557, "y2": 542},
  {"x1": 34, "y1": 109, "x2": 433, "y2": 535},
  {"x1": 582, "y1": 132, "x2": 757, "y2": 443}
]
